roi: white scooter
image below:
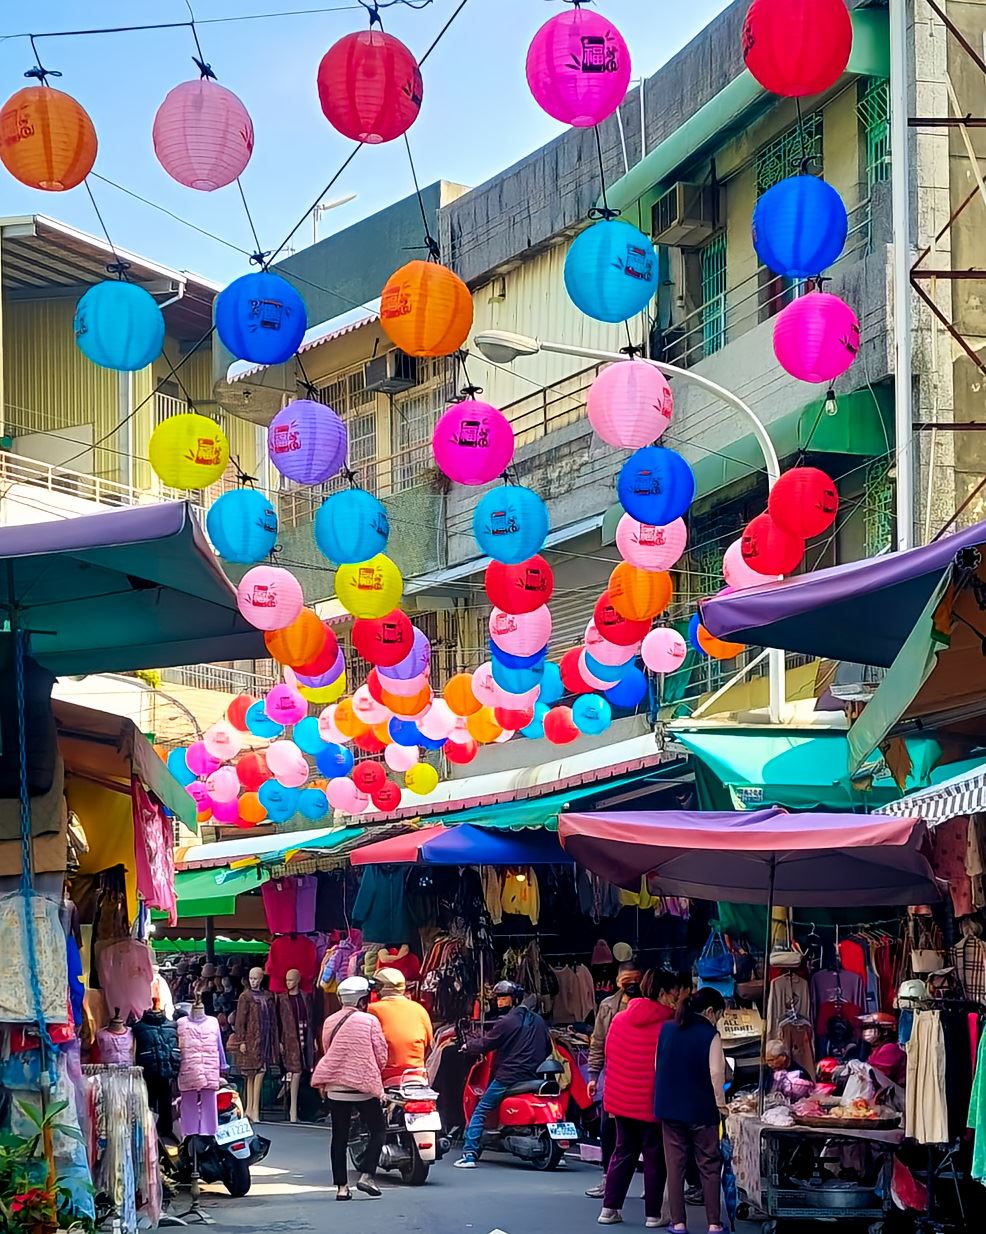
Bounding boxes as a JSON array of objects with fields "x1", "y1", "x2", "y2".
[{"x1": 349, "y1": 1071, "x2": 447, "y2": 1185}]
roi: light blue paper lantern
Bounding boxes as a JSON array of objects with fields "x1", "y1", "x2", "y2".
[
  {"x1": 564, "y1": 219, "x2": 658, "y2": 324},
  {"x1": 585, "y1": 652, "x2": 635, "y2": 684},
  {"x1": 215, "y1": 270, "x2": 307, "y2": 365},
  {"x1": 753, "y1": 175, "x2": 848, "y2": 279},
  {"x1": 167, "y1": 747, "x2": 195, "y2": 787},
  {"x1": 491, "y1": 656, "x2": 545, "y2": 694},
  {"x1": 605, "y1": 666, "x2": 648, "y2": 709},
  {"x1": 539, "y1": 660, "x2": 564, "y2": 705},
  {"x1": 573, "y1": 694, "x2": 612, "y2": 736},
  {"x1": 294, "y1": 716, "x2": 328, "y2": 755},
  {"x1": 245, "y1": 700, "x2": 283, "y2": 740},
  {"x1": 258, "y1": 779, "x2": 300, "y2": 822},
  {"x1": 521, "y1": 702, "x2": 550, "y2": 740},
  {"x1": 618, "y1": 446, "x2": 695, "y2": 525},
  {"x1": 206, "y1": 489, "x2": 278, "y2": 564},
  {"x1": 316, "y1": 743, "x2": 354, "y2": 779},
  {"x1": 314, "y1": 488, "x2": 390, "y2": 564},
  {"x1": 474, "y1": 485, "x2": 549, "y2": 564},
  {"x1": 298, "y1": 787, "x2": 329, "y2": 821},
  {"x1": 74, "y1": 281, "x2": 166, "y2": 372}
]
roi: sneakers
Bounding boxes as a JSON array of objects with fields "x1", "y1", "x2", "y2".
[
  {"x1": 585, "y1": 1182, "x2": 606, "y2": 1199},
  {"x1": 598, "y1": 1211, "x2": 623, "y2": 1225},
  {"x1": 644, "y1": 1221, "x2": 665, "y2": 1229},
  {"x1": 453, "y1": 1155, "x2": 478, "y2": 1169}
]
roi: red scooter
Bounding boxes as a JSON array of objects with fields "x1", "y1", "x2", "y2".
[{"x1": 462, "y1": 1053, "x2": 576, "y2": 1170}]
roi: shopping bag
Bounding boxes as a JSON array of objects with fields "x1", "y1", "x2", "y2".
[
  {"x1": 720, "y1": 1129, "x2": 738, "y2": 1231},
  {"x1": 697, "y1": 925, "x2": 734, "y2": 982}
]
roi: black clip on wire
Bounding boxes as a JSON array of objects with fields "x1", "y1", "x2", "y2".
[
  {"x1": 105, "y1": 260, "x2": 132, "y2": 279},
  {"x1": 360, "y1": 1, "x2": 384, "y2": 27},
  {"x1": 451, "y1": 384, "x2": 484, "y2": 402},
  {"x1": 587, "y1": 205, "x2": 621, "y2": 221},
  {"x1": 424, "y1": 234, "x2": 442, "y2": 260},
  {"x1": 193, "y1": 56, "x2": 217, "y2": 81},
  {"x1": 248, "y1": 250, "x2": 272, "y2": 269},
  {"x1": 619, "y1": 342, "x2": 645, "y2": 359},
  {"x1": 24, "y1": 64, "x2": 61, "y2": 84}
]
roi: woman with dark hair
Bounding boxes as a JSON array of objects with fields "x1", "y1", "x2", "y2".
[{"x1": 653, "y1": 987, "x2": 728, "y2": 1234}]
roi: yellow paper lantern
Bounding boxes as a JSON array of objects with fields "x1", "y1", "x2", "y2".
[
  {"x1": 335, "y1": 554, "x2": 404, "y2": 619},
  {"x1": 405, "y1": 762, "x2": 439, "y2": 795},
  {"x1": 297, "y1": 671, "x2": 347, "y2": 705},
  {"x1": 149, "y1": 412, "x2": 229, "y2": 490},
  {"x1": 379, "y1": 260, "x2": 473, "y2": 358}
]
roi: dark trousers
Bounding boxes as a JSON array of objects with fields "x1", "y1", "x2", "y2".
[
  {"x1": 601, "y1": 1109, "x2": 617, "y2": 1171},
  {"x1": 662, "y1": 1121, "x2": 721, "y2": 1228},
  {"x1": 604, "y1": 1116, "x2": 667, "y2": 1218},
  {"x1": 145, "y1": 1074, "x2": 174, "y2": 1139},
  {"x1": 327, "y1": 1098, "x2": 385, "y2": 1186}
]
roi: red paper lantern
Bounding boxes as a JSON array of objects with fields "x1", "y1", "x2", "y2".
[
  {"x1": 494, "y1": 705, "x2": 534, "y2": 731},
  {"x1": 352, "y1": 610, "x2": 414, "y2": 667},
  {"x1": 485, "y1": 556, "x2": 555, "y2": 615},
  {"x1": 352, "y1": 760, "x2": 386, "y2": 794},
  {"x1": 560, "y1": 647, "x2": 594, "y2": 695},
  {"x1": 593, "y1": 590, "x2": 652, "y2": 646},
  {"x1": 444, "y1": 737, "x2": 478, "y2": 765},
  {"x1": 741, "y1": 512, "x2": 805, "y2": 576},
  {"x1": 767, "y1": 467, "x2": 839, "y2": 539},
  {"x1": 227, "y1": 693, "x2": 257, "y2": 731},
  {"x1": 354, "y1": 730, "x2": 386, "y2": 754},
  {"x1": 371, "y1": 779, "x2": 402, "y2": 811},
  {"x1": 236, "y1": 751, "x2": 269, "y2": 792},
  {"x1": 317, "y1": 30, "x2": 422, "y2": 144},
  {"x1": 742, "y1": 0, "x2": 853, "y2": 98},
  {"x1": 543, "y1": 705, "x2": 579, "y2": 745}
]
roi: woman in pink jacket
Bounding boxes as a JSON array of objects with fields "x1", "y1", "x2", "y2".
[{"x1": 311, "y1": 977, "x2": 388, "y2": 1199}]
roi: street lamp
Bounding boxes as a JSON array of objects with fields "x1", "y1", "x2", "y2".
[
  {"x1": 311, "y1": 193, "x2": 358, "y2": 244},
  {"x1": 472, "y1": 329, "x2": 786, "y2": 722}
]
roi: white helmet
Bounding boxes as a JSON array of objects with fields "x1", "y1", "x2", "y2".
[
  {"x1": 896, "y1": 978, "x2": 928, "y2": 1007},
  {"x1": 338, "y1": 976, "x2": 371, "y2": 1007}
]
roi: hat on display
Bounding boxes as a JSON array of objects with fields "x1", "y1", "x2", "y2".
[
  {"x1": 591, "y1": 939, "x2": 614, "y2": 965},
  {"x1": 895, "y1": 978, "x2": 928, "y2": 1008},
  {"x1": 612, "y1": 941, "x2": 634, "y2": 963}
]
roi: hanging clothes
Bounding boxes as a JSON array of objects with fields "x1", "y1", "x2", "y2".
[
  {"x1": 266, "y1": 933, "x2": 318, "y2": 994},
  {"x1": 352, "y1": 866, "x2": 415, "y2": 944},
  {"x1": 766, "y1": 972, "x2": 810, "y2": 1038},
  {"x1": 500, "y1": 869, "x2": 540, "y2": 924},
  {"x1": 906, "y1": 1010, "x2": 948, "y2": 1145},
  {"x1": 262, "y1": 879, "x2": 298, "y2": 934},
  {"x1": 96, "y1": 1027, "x2": 134, "y2": 1067},
  {"x1": 480, "y1": 867, "x2": 503, "y2": 924},
  {"x1": 0, "y1": 891, "x2": 69, "y2": 1023},
  {"x1": 968, "y1": 1028, "x2": 986, "y2": 1183},
  {"x1": 932, "y1": 817, "x2": 975, "y2": 919},
  {"x1": 130, "y1": 779, "x2": 176, "y2": 925}
]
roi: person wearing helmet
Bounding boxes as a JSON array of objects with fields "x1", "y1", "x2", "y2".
[
  {"x1": 368, "y1": 967, "x2": 434, "y2": 1085},
  {"x1": 860, "y1": 1012, "x2": 906, "y2": 1087},
  {"x1": 310, "y1": 977, "x2": 388, "y2": 1200},
  {"x1": 454, "y1": 981, "x2": 553, "y2": 1169}
]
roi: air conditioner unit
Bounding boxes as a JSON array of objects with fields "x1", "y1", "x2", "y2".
[
  {"x1": 651, "y1": 183, "x2": 723, "y2": 247},
  {"x1": 364, "y1": 350, "x2": 419, "y2": 394}
]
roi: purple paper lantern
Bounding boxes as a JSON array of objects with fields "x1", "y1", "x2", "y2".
[
  {"x1": 378, "y1": 627, "x2": 431, "y2": 682},
  {"x1": 152, "y1": 79, "x2": 254, "y2": 191},
  {"x1": 773, "y1": 292, "x2": 860, "y2": 384},
  {"x1": 526, "y1": 8, "x2": 631, "y2": 128},
  {"x1": 267, "y1": 399, "x2": 348, "y2": 486}
]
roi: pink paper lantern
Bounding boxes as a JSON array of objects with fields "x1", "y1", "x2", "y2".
[
  {"x1": 264, "y1": 683, "x2": 308, "y2": 726},
  {"x1": 206, "y1": 766, "x2": 240, "y2": 803},
  {"x1": 418, "y1": 698, "x2": 456, "y2": 741},
  {"x1": 266, "y1": 739, "x2": 305, "y2": 780},
  {"x1": 526, "y1": 8, "x2": 631, "y2": 128},
  {"x1": 385, "y1": 742, "x2": 419, "y2": 772},
  {"x1": 773, "y1": 292, "x2": 860, "y2": 383},
  {"x1": 616, "y1": 515, "x2": 687, "y2": 572},
  {"x1": 277, "y1": 760, "x2": 310, "y2": 790},
  {"x1": 211, "y1": 796, "x2": 241, "y2": 824},
  {"x1": 584, "y1": 621, "x2": 639, "y2": 666},
  {"x1": 470, "y1": 662, "x2": 501, "y2": 709},
  {"x1": 353, "y1": 684, "x2": 391, "y2": 725},
  {"x1": 237, "y1": 566, "x2": 304, "y2": 631},
  {"x1": 489, "y1": 606, "x2": 552, "y2": 658},
  {"x1": 378, "y1": 670, "x2": 429, "y2": 699},
  {"x1": 186, "y1": 741, "x2": 221, "y2": 777},
  {"x1": 587, "y1": 361, "x2": 673, "y2": 449},
  {"x1": 326, "y1": 776, "x2": 370, "y2": 814},
  {"x1": 186, "y1": 781, "x2": 212, "y2": 810},
  {"x1": 446, "y1": 716, "x2": 473, "y2": 745},
  {"x1": 202, "y1": 721, "x2": 241, "y2": 761},
  {"x1": 641, "y1": 627, "x2": 688, "y2": 674},
  {"x1": 152, "y1": 78, "x2": 254, "y2": 191},
  {"x1": 432, "y1": 400, "x2": 515, "y2": 485},
  {"x1": 317, "y1": 705, "x2": 349, "y2": 744},
  {"x1": 723, "y1": 537, "x2": 776, "y2": 589}
]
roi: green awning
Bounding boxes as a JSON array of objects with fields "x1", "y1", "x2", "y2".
[
  {"x1": 151, "y1": 937, "x2": 270, "y2": 955},
  {"x1": 164, "y1": 866, "x2": 269, "y2": 919}
]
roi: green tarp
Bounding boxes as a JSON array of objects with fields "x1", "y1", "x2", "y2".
[
  {"x1": 161, "y1": 866, "x2": 269, "y2": 920},
  {"x1": 151, "y1": 937, "x2": 269, "y2": 955}
]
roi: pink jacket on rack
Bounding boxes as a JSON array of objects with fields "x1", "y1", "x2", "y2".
[
  {"x1": 177, "y1": 1014, "x2": 226, "y2": 1092},
  {"x1": 310, "y1": 1009, "x2": 387, "y2": 1100}
]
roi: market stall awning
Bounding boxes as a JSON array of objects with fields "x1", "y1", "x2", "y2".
[
  {"x1": 699, "y1": 517, "x2": 986, "y2": 667},
  {"x1": 558, "y1": 808, "x2": 938, "y2": 906},
  {"x1": 152, "y1": 937, "x2": 269, "y2": 955},
  {"x1": 167, "y1": 866, "x2": 268, "y2": 918},
  {"x1": 350, "y1": 823, "x2": 571, "y2": 866},
  {"x1": 881, "y1": 758, "x2": 986, "y2": 822},
  {"x1": 178, "y1": 825, "x2": 366, "y2": 870},
  {"x1": 0, "y1": 502, "x2": 266, "y2": 675}
]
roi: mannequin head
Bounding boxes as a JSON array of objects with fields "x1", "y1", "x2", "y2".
[
  {"x1": 191, "y1": 994, "x2": 205, "y2": 1019},
  {"x1": 285, "y1": 968, "x2": 301, "y2": 993},
  {"x1": 249, "y1": 967, "x2": 264, "y2": 991}
]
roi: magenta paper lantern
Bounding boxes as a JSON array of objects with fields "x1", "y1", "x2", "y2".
[
  {"x1": 584, "y1": 621, "x2": 639, "y2": 666},
  {"x1": 236, "y1": 565, "x2": 304, "y2": 631},
  {"x1": 641, "y1": 627, "x2": 688, "y2": 674},
  {"x1": 211, "y1": 797, "x2": 241, "y2": 824},
  {"x1": 432, "y1": 400, "x2": 515, "y2": 485},
  {"x1": 723, "y1": 537, "x2": 775, "y2": 588},
  {"x1": 587, "y1": 361, "x2": 673, "y2": 449},
  {"x1": 202, "y1": 720, "x2": 242, "y2": 761},
  {"x1": 186, "y1": 781, "x2": 212, "y2": 811},
  {"x1": 378, "y1": 628, "x2": 431, "y2": 682},
  {"x1": 264, "y1": 683, "x2": 308, "y2": 726},
  {"x1": 206, "y1": 766, "x2": 240, "y2": 803},
  {"x1": 326, "y1": 776, "x2": 370, "y2": 814},
  {"x1": 773, "y1": 292, "x2": 859, "y2": 383},
  {"x1": 267, "y1": 399, "x2": 348, "y2": 486},
  {"x1": 489, "y1": 605, "x2": 552, "y2": 658},
  {"x1": 385, "y1": 742, "x2": 419, "y2": 772},
  {"x1": 186, "y1": 741, "x2": 221, "y2": 777},
  {"x1": 616, "y1": 515, "x2": 687, "y2": 572},
  {"x1": 526, "y1": 8, "x2": 631, "y2": 128},
  {"x1": 152, "y1": 78, "x2": 254, "y2": 191}
]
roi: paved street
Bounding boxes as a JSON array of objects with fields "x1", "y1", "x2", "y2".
[{"x1": 192, "y1": 1123, "x2": 758, "y2": 1234}]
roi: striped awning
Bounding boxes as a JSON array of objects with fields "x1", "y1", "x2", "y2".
[{"x1": 882, "y1": 761, "x2": 986, "y2": 823}]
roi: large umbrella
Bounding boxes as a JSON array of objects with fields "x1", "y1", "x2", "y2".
[{"x1": 351, "y1": 823, "x2": 571, "y2": 866}]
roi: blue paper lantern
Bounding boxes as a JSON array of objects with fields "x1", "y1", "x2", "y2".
[
  {"x1": 521, "y1": 702, "x2": 549, "y2": 739},
  {"x1": 618, "y1": 446, "x2": 695, "y2": 525},
  {"x1": 416, "y1": 729, "x2": 447, "y2": 752},
  {"x1": 491, "y1": 656, "x2": 545, "y2": 694},
  {"x1": 74, "y1": 281, "x2": 166, "y2": 372},
  {"x1": 258, "y1": 779, "x2": 300, "y2": 822},
  {"x1": 245, "y1": 700, "x2": 283, "y2": 740},
  {"x1": 206, "y1": 489, "x2": 278, "y2": 564},
  {"x1": 167, "y1": 747, "x2": 195, "y2": 786},
  {"x1": 215, "y1": 270, "x2": 307, "y2": 365},
  {"x1": 539, "y1": 660, "x2": 564, "y2": 705},
  {"x1": 573, "y1": 693, "x2": 612, "y2": 736},
  {"x1": 314, "y1": 488, "x2": 390, "y2": 564},
  {"x1": 585, "y1": 652, "x2": 636, "y2": 684},
  {"x1": 605, "y1": 666, "x2": 648, "y2": 709},
  {"x1": 688, "y1": 613, "x2": 708, "y2": 658},
  {"x1": 298, "y1": 787, "x2": 329, "y2": 821},
  {"x1": 753, "y1": 175, "x2": 848, "y2": 279},
  {"x1": 316, "y1": 743, "x2": 354, "y2": 779},
  {"x1": 294, "y1": 716, "x2": 328, "y2": 755},
  {"x1": 389, "y1": 718, "x2": 421, "y2": 747},
  {"x1": 474, "y1": 485, "x2": 549, "y2": 564},
  {"x1": 564, "y1": 219, "x2": 658, "y2": 324},
  {"x1": 489, "y1": 640, "x2": 548, "y2": 671}
]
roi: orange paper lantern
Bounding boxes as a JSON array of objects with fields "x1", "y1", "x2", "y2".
[
  {"x1": 334, "y1": 697, "x2": 368, "y2": 739},
  {"x1": 444, "y1": 672, "x2": 482, "y2": 717},
  {"x1": 383, "y1": 685, "x2": 432, "y2": 717},
  {"x1": 467, "y1": 707, "x2": 503, "y2": 745},
  {"x1": 373, "y1": 721, "x2": 393, "y2": 744},
  {"x1": 264, "y1": 608, "x2": 326, "y2": 667},
  {"x1": 380, "y1": 260, "x2": 473, "y2": 358},
  {"x1": 239, "y1": 792, "x2": 266, "y2": 824},
  {"x1": 0, "y1": 86, "x2": 97, "y2": 191},
  {"x1": 607, "y1": 562, "x2": 673, "y2": 622},
  {"x1": 695, "y1": 624, "x2": 746, "y2": 662}
]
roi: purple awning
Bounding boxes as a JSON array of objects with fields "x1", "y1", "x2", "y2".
[{"x1": 699, "y1": 518, "x2": 986, "y2": 667}]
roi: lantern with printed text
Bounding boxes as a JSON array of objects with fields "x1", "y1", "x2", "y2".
[
  {"x1": 152, "y1": 78, "x2": 254, "y2": 190},
  {"x1": 316, "y1": 742, "x2": 354, "y2": 779},
  {"x1": 215, "y1": 270, "x2": 307, "y2": 365},
  {"x1": 352, "y1": 761, "x2": 386, "y2": 796},
  {"x1": 593, "y1": 590, "x2": 652, "y2": 647},
  {"x1": 207, "y1": 489, "x2": 277, "y2": 563},
  {"x1": 565, "y1": 220, "x2": 658, "y2": 324},
  {"x1": 641, "y1": 627, "x2": 688, "y2": 675},
  {"x1": 326, "y1": 776, "x2": 369, "y2": 815},
  {"x1": 767, "y1": 466, "x2": 839, "y2": 538},
  {"x1": 489, "y1": 606, "x2": 551, "y2": 659},
  {"x1": 236, "y1": 565, "x2": 304, "y2": 631},
  {"x1": 298, "y1": 788, "x2": 329, "y2": 821},
  {"x1": 372, "y1": 780, "x2": 402, "y2": 812},
  {"x1": 0, "y1": 86, "x2": 97, "y2": 190},
  {"x1": 267, "y1": 400, "x2": 347, "y2": 485},
  {"x1": 444, "y1": 737, "x2": 478, "y2": 765},
  {"x1": 245, "y1": 700, "x2": 282, "y2": 739},
  {"x1": 474, "y1": 485, "x2": 549, "y2": 564},
  {"x1": 753, "y1": 176, "x2": 848, "y2": 278},
  {"x1": 433, "y1": 400, "x2": 515, "y2": 485},
  {"x1": 615, "y1": 515, "x2": 686, "y2": 572},
  {"x1": 203, "y1": 721, "x2": 241, "y2": 761},
  {"x1": 259, "y1": 779, "x2": 300, "y2": 823},
  {"x1": 264, "y1": 608, "x2": 325, "y2": 667},
  {"x1": 607, "y1": 562, "x2": 673, "y2": 622},
  {"x1": 314, "y1": 488, "x2": 389, "y2": 564},
  {"x1": 573, "y1": 694, "x2": 612, "y2": 736},
  {"x1": 585, "y1": 622, "x2": 638, "y2": 666},
  {"x1": 773, "y1": 292, "x2": 859, "y2": 383},
  {"x1": 618, "y1": 446, "x2": 695, "y2": 526},
  {"x1": 742, "y1": 0, "x2": 853, "y2": 98},
  {"x1": 263, "y1": 684, "x2": 308, "y2": 726},
  {"x1": 485, "y1": 556, "x2": 554, "y2": 614},
  {"x1": 380, "y1": 261, "x2": 472, "y2": 358},
  {"x1": 723, "y1": 537, "x2": 774, "y2": 589},
  {"x1": 167, "y1": 748, "x2": 195, "y2": 786},
  {"x1": 352, "y1": 609, "x2": 414, "y2": 667},
  {"x1": 317, "y1": 30, "x2": 422, "y2": 144},
  {"x1": 587, "y1": 361, "x2": 673, "y2": 449},
  {"x1": 526, "y1": 8, "x2": 631, "y2": 127},
  {"x1": 405, "y1": 762, "x2": 439, "y2": 796},
  {"x1": 335, "y1": 554, "x2": 403, "y2": 619},
  {"x1": 741, "y1": 512, "x2": 805, "y2": 576},
  {"x1": 74, "y1": 281, "x2": 165, "y2": 372},
  {"x1": 149, "y1": 413, "x2": 229, "y2": 490}
]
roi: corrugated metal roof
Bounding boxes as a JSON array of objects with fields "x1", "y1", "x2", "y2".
[{"x1": 226, "y1": 299, "x2": 381, "y2": 383}]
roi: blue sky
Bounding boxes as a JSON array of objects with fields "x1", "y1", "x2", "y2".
[{"x1": 0, "y1": 1, "x2": 731, "y2": 284}]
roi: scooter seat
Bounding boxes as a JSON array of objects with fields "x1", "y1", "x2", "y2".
[{"x1": 501, "y1": 1078, "x2": 544, "y2": 1096}]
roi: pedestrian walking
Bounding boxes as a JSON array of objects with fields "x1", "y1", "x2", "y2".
[
  {"x1": 653, "y1": 987, "x2": 728, "y2": 1234},
  {"x1": 310, "y1": 976, "x2": 388, "y2": 1200}
]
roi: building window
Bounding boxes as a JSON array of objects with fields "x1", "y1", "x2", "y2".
[
  {"x1": 391, "y1": 356, "x2": 456, "y2": 492},
  {"x1": 858, "y1": 78, "x2": 890, "y2": 190},
  {"x1": 755, "y1": 111, "x2": 823, "y2": 196},
  {"x1": 313, "y1": 365, "x2": 378, "y2": 493},
  {"x1": 701, "y1": 233, "x2": 727, "y2": 357},
  {"x1": 758, "y1": 269, "x2": 805, "y2": 322},
  {"x1": 863, "y1": 459, "x2": 893, "y2": 557}
]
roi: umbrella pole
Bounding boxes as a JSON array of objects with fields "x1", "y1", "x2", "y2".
[{"x1": 757, "y1": 856, "x2": 776, "y2": 1116}]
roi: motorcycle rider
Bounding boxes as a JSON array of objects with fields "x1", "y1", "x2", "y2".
[
  {"x1": 454, "y1": 981, "x2": 553, "y2": 1170},
  {"x1": 368, "y1": 967, "x2": 435, "y2": 1086}
]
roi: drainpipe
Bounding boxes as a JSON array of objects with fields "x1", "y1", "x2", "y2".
[{"x1": 889, "y1": 0, "x2": 914, "y2": 548}]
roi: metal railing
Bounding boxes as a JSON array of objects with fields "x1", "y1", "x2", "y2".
[{"x1": 159, "y1": 663, "x2": 277, "y2": 694}]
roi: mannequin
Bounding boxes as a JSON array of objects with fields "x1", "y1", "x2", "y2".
[
  {"x1": 235, "y1": 967, "x2": 277, "y2": 1123},
  {"x1": 133, "y1": 996, "x2": 180, "y2": 1138},
  {"x1": 275, "y1": 968, "x2": 314, "y2": 1123},
  {"x1": 96, "y1": 1006, "x2": 134, "y2": 1067},
  {"x1": 150, "y1": 965, "x2": 175, "y2": 1020},
  {"x1": 176, "y1": 995, "x2": 226, "y2": 1139}
]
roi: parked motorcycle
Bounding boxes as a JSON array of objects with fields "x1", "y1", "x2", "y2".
[
  {"x1": 462, "y1": 1055, "x2": 576, "y2": 1170},
  {"x1": 169, "y1": 1084, "x2": 270, "y2": 1197},
  {"x1": 349, "y1": 1071, "x2": 448, "y2": 1185}
]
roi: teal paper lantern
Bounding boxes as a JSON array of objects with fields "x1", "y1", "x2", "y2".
[
  {"x1": 245, "y1": 700, "x2": 283, "y2": 739},
  {"x1": 539, "y1": 660, "x2": 564, "y2": 705},
  {"x1": 167, "y1": 747, "x2": 195, "y2": 786},
  {"x1": 564, "y1": 219, "x2": 658, "y2": 324},
  {"x1": 752, "y1": 175, "x2": 848, "y2": 279},
  {"x1": 258, "y1": 779, "x2": 299, "y2": 822},
  {"x1": 298, "y1": 787, "x2": 329, "y2": 821},
  {"x1": 294, "y1": 716, "x2": 328, "y2": 755},
  {"x1": 618, "y1": 446, "x2": 695, "y2": 525},
  {"x1": 215, "y1": 270, "x2": 307, "y2": 365},
  {"x1": 474, "y1": 485, "x2": 549, "y2": 564},
  {"x1": 314, "y1": 488, "x2": 390, "y2": 564},
  {"x1": 206, "y1": 489, "x2": 278, "y2": 564},
  {"x1": 573, "y1": 693, "x2": 612, "y2": 735},
  {"x1": 74, "y1": 281, "x2": 166, "y2": 372},
  {"x1": 521, "y1": 702, "x2": 549, "y2": 739}
]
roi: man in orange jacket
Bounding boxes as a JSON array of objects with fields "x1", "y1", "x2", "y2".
[{"x1": 368, "y1": 967, "x2": 434, "y2": 1085}]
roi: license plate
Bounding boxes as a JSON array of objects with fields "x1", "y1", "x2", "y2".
[
  {"x1": 405, "y1": 1112, "x2": 442, "y2": 1132},
  {"x1": 548, "y1": 1121, "x2": 577, "y2": 1141},
  {"x1": 214, "y1": 1117, "x2": 253, "y2": 1145}
]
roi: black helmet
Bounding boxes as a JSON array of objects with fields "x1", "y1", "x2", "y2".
[{"x1": 491, "y1": 981, "x2": 523, "y2": 1013}]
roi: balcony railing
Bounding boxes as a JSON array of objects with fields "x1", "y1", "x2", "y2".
[{"x1": 159, "y1": 663, "x2": 277, "y2": 693}]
